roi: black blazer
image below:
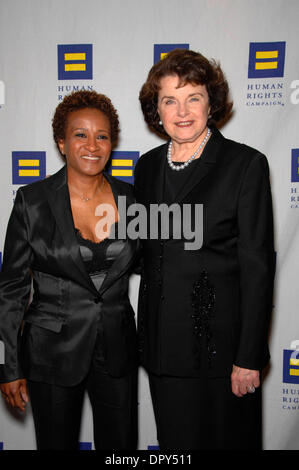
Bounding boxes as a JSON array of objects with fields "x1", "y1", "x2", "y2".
[
  {"x1": 0, "y1": 166, "x2": 139, "y2": 386},
  {"x1": 134, "y1": 128, "x2": 275, "y2": 378}
]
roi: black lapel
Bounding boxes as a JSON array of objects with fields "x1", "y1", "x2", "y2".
[
  {"x1": 155, "y1": 145, "x2": 167, "y2": 204},
  {"x1": 98, "y1": 172, "x2": 138, "y2": 295},
  {"x1": 43, "y1": 167, "x2": 138, "y2": 296},
  {"x1": 99, "y1": 237, "x2": 137, "y2": 295},
  {"x1": 42, "y1": 166, "x2": 99, "y2": 295},
  {"x1": 149, "y1": 129, "x2": 225, "y2": 205},
  {"x1": 142, "y1": 143, "x2": 168, "y2": 205},
  {"x1": 174, "y1": 127, "x2": 224, "y2": 204}
]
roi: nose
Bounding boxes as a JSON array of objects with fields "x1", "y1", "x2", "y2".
[
  {"x1": 177, "y1": 101, "x2": 189, "y2": 117},
  {"x1": 85, "y1": 135, "x2": 98, "y2": 152}
]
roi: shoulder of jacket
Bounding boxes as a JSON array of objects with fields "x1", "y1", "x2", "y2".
[
  {"x1": 17, "y1": 166, "x2": 65, "y2": 199},
  {"x1": 17, "y1": 177, "x2": 48, "y2": 197},
  {"x1": 222, "y1": 136, "x2": 265, "y2": 165},
  {"x1": 137, "y1": 142, "x2": 168, "y2": 166}
]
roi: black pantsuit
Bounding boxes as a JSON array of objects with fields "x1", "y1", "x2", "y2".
[
  {"x1": 0, "y1": 166, "x2": 139, "y2": 449},
  {"x1": 134, "y1": 128, "x2": 275, "y2": 449}
]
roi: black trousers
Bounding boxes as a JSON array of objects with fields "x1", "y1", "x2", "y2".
[
  {"x1": 28, "y1": 366, "x2": 138, "y2": 450},
  {"x1": 149, "y1": 373, "x2": 262, "y2": 450}
]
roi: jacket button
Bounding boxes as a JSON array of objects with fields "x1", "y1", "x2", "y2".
[{"x1": 94, "y1": 296, "x2": 102, "y2": 304}]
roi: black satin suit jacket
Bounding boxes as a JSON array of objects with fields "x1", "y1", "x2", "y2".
[
  {"x1": 0, "y1": 166, "x2": 139, "y2": 386},
  {"x1": 135, "y1": 128, "x2": 275, "y2": 378}
]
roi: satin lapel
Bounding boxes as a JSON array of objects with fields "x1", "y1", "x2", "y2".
[
  {"x1": 98, "y1": 172, "x2": 138, "y2": 295},
  {"x1": 172, "y1": 128, "x2": 224, "y2": 204},
  {"x1": 43, "y1": 166, "x2": 98, "y2": 295},
  {"x1": 99, "y1": 238, "x2": 137, "y2": 296}
]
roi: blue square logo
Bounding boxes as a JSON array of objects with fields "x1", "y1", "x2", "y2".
[
  {"x1": 0, "y1": 442, "x2": 3, "y2": 450},
  {"x1": 248, "y1": 41, "x2": 286, "y2": 78},
  {"x1": 283, "y1": 349, "x2": 299, "y2": 384},
  {"x1": 291, "y1": 149, "x2": 299, "y2": 183},
  {"x1": 12, "y1": 151, "x2": 46, "y2": 185},
  {"x1": 58, "y1": 44, "x2": 93, "y2": 80},
  {"x1": 148, "y1": 445, "x2": 160, "y2": 450},
  {"x1": 108, "y1": 151, "x2": 139, "y2": 184},
  {"x1": 154, "y1": 44, "x2": 189, "y2": 64}
]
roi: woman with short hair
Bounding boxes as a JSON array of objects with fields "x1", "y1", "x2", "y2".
[{"x1": 0, "y1": 90, "x2": 139, "y2": 450}]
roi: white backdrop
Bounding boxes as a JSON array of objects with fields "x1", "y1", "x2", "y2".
[{"x1": 0, "y1": 0, "x2": 299, "y2": 450}]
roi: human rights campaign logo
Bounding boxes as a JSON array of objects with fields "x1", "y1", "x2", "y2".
[
  {"x1": 283, "y1": 344, "x2": 299, "y2": 385},
  {"x1": 154, "y1": 44, "x2": 189, "y2": 64},
  {"x1": 108, "y1": 151, "x2": 139, "y2": 184},
  {"x1": 248, "y1": 42, "x2": 286, "y2": 78},
  {"x1": 58, "y1": 44, "x2": 93, "y2": 80},
  {"x1": 12, "y1": 152, "x2": 46, "y2": 185},
  {"x1": 291, "y1": 149, "x2": 299, "y2": 183}
]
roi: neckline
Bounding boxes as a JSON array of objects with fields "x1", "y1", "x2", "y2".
[{"x1": 75, "y1": 221, "x2": 119, "y2": 245}]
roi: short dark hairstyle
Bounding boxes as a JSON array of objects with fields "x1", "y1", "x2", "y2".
[
  {"x1": 52, "y1": 90, "x2": 120, "y2": 154},
  {"x1": 139, "y1": 48, "x2": 233, "y2": 137}
]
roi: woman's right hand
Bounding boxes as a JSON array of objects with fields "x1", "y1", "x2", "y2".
[{"x1": 0, "y1": 379, "x2": 28, "y2": 412}]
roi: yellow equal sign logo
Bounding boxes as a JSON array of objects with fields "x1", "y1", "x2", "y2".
[
  {"x1": 160, "y1": 52, "x2": 169, "y2": 60},
  {"x1": 109, "y1": 151, "x2": 139, "y2": 183},
  {"x1": 13, "y1": 151, "x2": 46, "y2": 184},
  {"x1": 18, "y1": 159, "x2": 40, "y2": 177},
  {"x1": 255, "y1": 50, "x2": 278, "y2": 70},
  {"x1": 64, "y1": 53, "x2": 86, "y2": 72},
  {"x1": 289, "y1": 357, "x2": 299, "y2": 376},
  {"x1": 111, "y1": 158, "x2": 133, "y2": 178}
]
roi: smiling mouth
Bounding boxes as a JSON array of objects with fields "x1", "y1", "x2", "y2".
[
  {"x1": 175, "y1": 121, "x2": 193, "y2": 127},
  {"x1": 81, "y1": 155, "x2": 102, "y2": 161}
]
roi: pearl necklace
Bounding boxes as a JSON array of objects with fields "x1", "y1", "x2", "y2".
[
  {"x1": 69, "y1": 177, "x2": 105, "y2": 202},
  {"x1": 167, "y1": 128, "x2": 212, "y2": 171}
]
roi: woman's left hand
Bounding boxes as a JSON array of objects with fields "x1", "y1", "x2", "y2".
[{"x1": 231, "y1": 365, "x2": 260, "y2": 397}]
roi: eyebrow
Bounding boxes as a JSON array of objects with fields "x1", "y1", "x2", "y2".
[
  {"x1": 71, "y1": 127, "x2": 110, "y2": 132},
  {"x1": 161, "y1": 92, "x2": 202, "y2": 100}
]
